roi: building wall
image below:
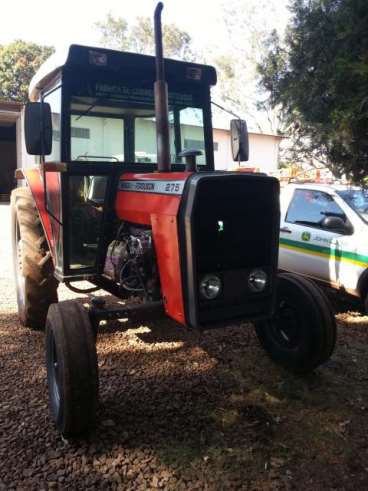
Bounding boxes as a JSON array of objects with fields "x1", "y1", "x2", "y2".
[
  {"x1": 213, "y1": 128, "x2": 231, "y2": 170},
  {"x1": 213, "y1": 128, "x2": 281, "y2": 173},
  {"x1": 248, "y1": 133, "x2": 281, "y2": 173}
]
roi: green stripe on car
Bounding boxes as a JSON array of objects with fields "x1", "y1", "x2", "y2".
[{"x1": 279, "y1": 238, "x2": 368, "y2": 267}]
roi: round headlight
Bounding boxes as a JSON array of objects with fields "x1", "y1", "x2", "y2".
[
  {"x1": 199, "y1": 275, "x2": 222, "y2": 300},
  {"x1": 248, "y1": 269, "x2": 267, "y2": 292}
]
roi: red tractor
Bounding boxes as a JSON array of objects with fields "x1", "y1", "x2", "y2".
[{"x1": 11, "y1": 3, "x2": 336, "y2": 436}]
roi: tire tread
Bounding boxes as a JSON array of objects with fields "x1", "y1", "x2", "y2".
[
  {"x1": 255, "y1": 272, "x2": 336, "y2": 374},
  {"x1": 11, "y1": 186, "x2": 58, "y2": 329}
]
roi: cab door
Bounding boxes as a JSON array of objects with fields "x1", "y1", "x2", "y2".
[{"x1": 279, "y1": 188, "x2": 352, "y2": 286}]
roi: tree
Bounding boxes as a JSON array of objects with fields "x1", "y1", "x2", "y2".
[
  {"x1": 209, "y1": 0, "x2": 287, "y2": 134},
  {"x1": 95, "y1": 13, "x2": 129, "y2": 51},
  {"x1": 95, "y1": 15, "x2": 194, "y2": 61},
  {"x1": 0, "y1": 41, "x2": 54, "y2": 103},
  {"x1": 95, "y1": 4, "x2": 287, "y2": 134},
  {"x1": 258, "y1": 0, "x2": 368, "y2": 183}
]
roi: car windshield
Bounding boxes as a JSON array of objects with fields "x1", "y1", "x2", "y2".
[
  {"x1": 69, "y1": 79, "x2": 206, "y2": 165},
  {"x1": 337, "y1": 189, "x2": 368, "y2": 223}
]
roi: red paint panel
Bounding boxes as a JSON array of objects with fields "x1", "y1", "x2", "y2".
[
  {"x1": 151, "y1": 214, "x2": 185, "y2": 324},
  {"x1": 115, "y1": 172, "x2": 189, "y2": 224},
  {"x1": 115, "y1": 172, "x2": 190, "y2": 324},
  {"x1": 45, "y1": 171, "x2": 62, "y2": 254},
  {"x1": 23, "y1": 168, "x2": 55, "y2": 253},
  {"x1": 116, "y1": 192, "x2": 181, "y2": 224}
]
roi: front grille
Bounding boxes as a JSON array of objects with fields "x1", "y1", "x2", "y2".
[{"x1": 179, "y1": 173, "x2": 280, "y2": 328}]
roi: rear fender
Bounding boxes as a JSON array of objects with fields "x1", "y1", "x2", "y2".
[{"x1": 22, "y1": 168, "x2": 60, "y2": 261}]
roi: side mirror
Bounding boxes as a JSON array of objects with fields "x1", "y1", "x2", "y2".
[
  {"x1": 321, "y1": 215, "x2": 348, "y2": 233},
  {"x1": 230, "y1": 119, "x2": 249, "y2": 162},
  {"x1": 24, "y1": 102, "x2": 52, "y2": 155}
]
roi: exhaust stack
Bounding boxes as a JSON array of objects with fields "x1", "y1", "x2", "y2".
[{"x1": 154, "y1": 2, "x2": 171, "y2": 172}]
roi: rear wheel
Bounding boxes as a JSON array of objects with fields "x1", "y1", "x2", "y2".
[
  {"x1": 46, "y1": 301, "x2": 99, "y2": 436},
  {"x1": 362, "y1": 289, "x2": 368, "y2": 314},
  {"x1": 255, "y1": 272, "x2": 336, "y2": 374},
  {"x1": 11, "y1": 186, "x2": 58, "y2": 329}
]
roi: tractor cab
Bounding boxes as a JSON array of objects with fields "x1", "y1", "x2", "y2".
[{"x1": 25, "y1": 45, "x2": 217, "y2": 281}]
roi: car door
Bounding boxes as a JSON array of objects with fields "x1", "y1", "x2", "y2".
[
  {"x1": 333, "y1": 192, "x2": 367, "y2": 294},
  {"x1": 279, "y1": 188, "x2": 351, "y2": 285}
]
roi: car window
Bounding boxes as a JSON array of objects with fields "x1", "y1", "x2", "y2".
[
  {"x1": 286, "y1": 189, "x2": 346, "y2": 229},
  {"x1": 337, "y1": 189, "x2": 368, "y2": 224}
]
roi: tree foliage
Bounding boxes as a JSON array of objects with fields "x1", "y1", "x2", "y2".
[
  {"x1": 258, "y1": 0, "x2": 368, "y2": 183},
  {"x1": 95, "y1": 15, "x2": 194, "y2": 61},
  {"x1": 95, "y1": 3, "x2": 285, "y2": 133},
  {"x1": 208, "y1": 0, "x2": 287, "y2": 134},
  {"x1": 0, "y1": 40, "x2": 54, "y2": 103}
]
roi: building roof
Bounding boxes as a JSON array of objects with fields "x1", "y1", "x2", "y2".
[
  {"x1": 211, "y1": 111, "x2": 285, "y2": 138},
  {"x1": 0, "y1": 99, "x2": 22, "y2": 112}
]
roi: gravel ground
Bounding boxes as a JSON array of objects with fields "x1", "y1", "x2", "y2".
[{"x1": 1, "y1": 202, "x2": 368, "y2": 490}]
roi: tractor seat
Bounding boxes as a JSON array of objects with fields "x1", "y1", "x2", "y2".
[{"x1": 87, "y1": 176, "x2": 107, "y2": 205}]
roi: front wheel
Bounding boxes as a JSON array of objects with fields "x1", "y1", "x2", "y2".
[
  {"x1": 46, "y1": 301, "x2": 98, "y2": 436},
  {"x1": 255, "y1": 272, "x2": 336, "y2": 374}
]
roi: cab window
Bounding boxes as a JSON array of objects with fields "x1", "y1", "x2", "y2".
[
  {"x1": 286, "y1": 189, "x2": 347, "y2": 229},
  {"x1": 70, "y1": 113, "x2": 124, "y2": 162},
  {"x1": 43, "y1": 86, "x2": 61, "y2": 163},
  {"x1": 69, "y1": 80, "x2": 207, "y2": 165}
]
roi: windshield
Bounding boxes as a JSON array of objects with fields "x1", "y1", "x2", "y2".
[
  {"x1": 69, "y1": 79, "x2": 206, "y2": 165},
  {"x1": 337, "y1": 189, "x2": 368, "y2": 223}
]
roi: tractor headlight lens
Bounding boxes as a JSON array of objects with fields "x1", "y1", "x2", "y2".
[
  {"x1": 248, "y1": 269, "x2": 268, "y2": 293},
  {"x1": 199, "y1": 275, "x2": 222, "y2": 300}
]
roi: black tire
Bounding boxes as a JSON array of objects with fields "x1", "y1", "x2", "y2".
[
  {"x1": 11, "y1": 186, "x2": 58, "y2": 329},
  {"x1": 363, "y1": 292, "x2": 368, "y2": 315},
  {"x1": 255, "y1": 272, "x2": 337, "y2": 374},
  {"x1": 46, "y1": 300, "x2": 98, "y2": 436}
]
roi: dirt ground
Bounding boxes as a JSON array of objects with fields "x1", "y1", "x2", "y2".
[{"x1": 0, "y1": 202, "x2": 368, "y2": 490}]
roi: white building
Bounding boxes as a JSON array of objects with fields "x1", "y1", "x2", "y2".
[
  {"x1": 213, "y1": 126, "x2": 283, "y2": 172},
  {"x1": 0, "y1": 101, "x2": 283, "y2": 201},
  {"x1": 211, "y1": 113, "x2": 283, "y2": 172}
]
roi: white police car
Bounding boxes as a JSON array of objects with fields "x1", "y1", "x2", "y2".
[{"x1": 279, "y1": 182, "x2": 368, "y2": 310}]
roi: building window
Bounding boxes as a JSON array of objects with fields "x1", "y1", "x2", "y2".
[
  {"x1": 184, "y1": 138, "x2": 218, "y2": 152},
  {"x1": 71, "y1": 127, "x2": 90, "y2": 139},
  {"x1": 184, "y1": 138, "x2": 204, "y2": 151}
]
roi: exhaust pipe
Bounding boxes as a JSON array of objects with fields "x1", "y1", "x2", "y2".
[{"x1": 154, "y1": 2, "x2": 171, "y2": 172}]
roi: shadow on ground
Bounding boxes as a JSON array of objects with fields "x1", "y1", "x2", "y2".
[{"x1": 1, "y1": 293, "x2": 368, "y2": 489}]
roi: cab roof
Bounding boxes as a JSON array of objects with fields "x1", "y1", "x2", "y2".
[{"x1": 29, "y1": 44, "x2": 217, "y2": 102}]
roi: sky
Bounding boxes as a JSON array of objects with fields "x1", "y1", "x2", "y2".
[
  {"x1": 1, "y1": 0, "x2": 291, "y2": 133},
  {"x1": 0, "y1": 0, "x2": 290, "y2": 53}
]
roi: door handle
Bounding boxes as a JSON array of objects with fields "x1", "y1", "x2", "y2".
[{"x1": 280, "y1": 227, "x2": 292, "y2": 234}]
